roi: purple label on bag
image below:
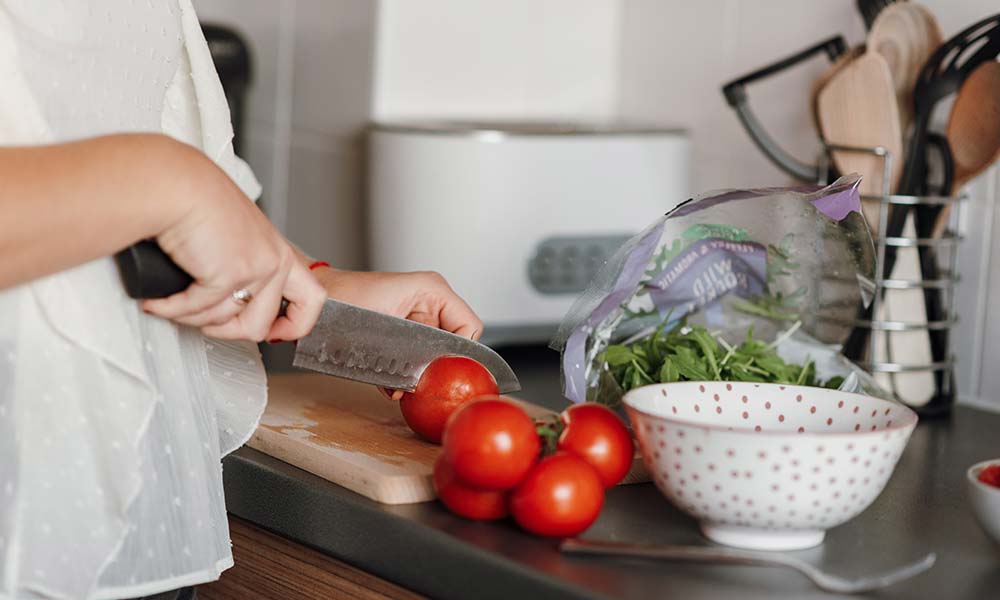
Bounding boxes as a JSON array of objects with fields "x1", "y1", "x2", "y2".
[
  {"x1": 809, "y1": 187, "x2": 861, "y2": 221},
  {"x1": 647, "y1": 239, "x2": 767, "y2": 317}
]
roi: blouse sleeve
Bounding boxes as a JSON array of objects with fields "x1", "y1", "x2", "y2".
[{"x1": 161, "y1": 0, "x2": 262, "y2": 203}]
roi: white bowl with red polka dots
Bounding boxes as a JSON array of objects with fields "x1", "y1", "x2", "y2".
[{"x1": 624, "y1": 381, "x2": 918, "y2": 551}]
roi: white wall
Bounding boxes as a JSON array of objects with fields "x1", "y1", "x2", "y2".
[
  {"x1": 618, "y1": 0, "x2": 863, "y2": 192},
  {"x1": 373, "y1": 0, "x2": 622, "y2": 121}
]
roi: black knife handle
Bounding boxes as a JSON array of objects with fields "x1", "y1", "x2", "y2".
[
  {"x1": 115, "y1": 241, "x2": 289, "y2": 317},
  {"x1": 115, "y1": 240, "x2": 193, "y2": 299}
]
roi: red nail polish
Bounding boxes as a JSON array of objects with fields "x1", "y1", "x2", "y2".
[{"x1": 268, "y1": 338, "x2": 281, "y2": 344}]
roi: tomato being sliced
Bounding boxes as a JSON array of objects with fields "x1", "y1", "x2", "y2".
[
  {"x1": 510, "y1": 451, "x2": 604, "y2": 538},
  {"x1": 558, "y1": 403, "x2": 634, "y2": 488},
  {"x1": 433, "y1": 457, "x2": 508, "y2": 520},
  {"x1": 401, "y1": 356, "x2": 499, "y2": 443},
  {"x1": 442, "y1": 397, "x2": 539, "y2": 490}
]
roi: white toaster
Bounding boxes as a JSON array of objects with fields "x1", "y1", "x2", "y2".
[{"x1": 367, "y1": 121, "x2": 690, "y2": 345}]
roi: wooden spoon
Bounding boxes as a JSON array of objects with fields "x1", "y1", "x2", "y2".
[
  {"x1": 947, "y1": 61, "x2": 1000, "y2": 188},
  {"x1": 868, "y1": 2, "x2": 943, "y2": 134},
  {"x1": 933, "y1": 60, "x2": 1000, "y2": 237}
]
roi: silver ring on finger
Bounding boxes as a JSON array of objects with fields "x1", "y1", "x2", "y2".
[{"x1": 231, "y1": 288, "x2": 253, "y2": 306}]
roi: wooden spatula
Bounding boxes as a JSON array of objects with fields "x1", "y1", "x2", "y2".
[
  {"x1": 868, "y1": 2, "x2": 943, "y2": 134},
  {"x1": 817, "y1": 50, "x2": 903, "y2": 224},
  {"x1": 811, "y1": 45, "x2": 864, "y2": 135}
]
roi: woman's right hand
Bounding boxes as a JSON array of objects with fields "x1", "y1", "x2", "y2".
[{"x1": 140, "y1": 143, "x2": 325, "y2": 342}]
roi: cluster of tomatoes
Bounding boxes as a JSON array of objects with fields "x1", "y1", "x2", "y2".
[{"x1": 398, "y1": 356, "x2": 634, "y2": 538}]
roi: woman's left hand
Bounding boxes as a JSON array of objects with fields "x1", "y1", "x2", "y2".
[
  {"x1": 307, "y1": 267, "x2": 485, "y2": 400},
  {"x1": 311, "y1": 268, "x2": 483, "y2": 339}
]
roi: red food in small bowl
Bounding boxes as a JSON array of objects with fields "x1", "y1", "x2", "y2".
[{"x1": 978, "y1": 464, "x2": 1000, "y2": 489}]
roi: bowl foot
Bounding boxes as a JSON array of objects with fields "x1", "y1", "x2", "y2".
[{"x1": 700, "y1": 523, "x2": 825, "y2": 551}]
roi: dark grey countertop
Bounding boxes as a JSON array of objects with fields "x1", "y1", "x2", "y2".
[{"x1": 225, "y1": 345, "x2": 1000, "y2": 600}]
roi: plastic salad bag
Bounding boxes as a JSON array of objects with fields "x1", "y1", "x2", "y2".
[{"x1": 551, "y1": 174, "x2": 888, "y2": 406}]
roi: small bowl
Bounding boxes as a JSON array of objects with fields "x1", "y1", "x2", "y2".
[
  {"x1": 966, "y1": 459, "x2": 1000, "y2": 546},
  {"x1": 624, "y1": 381, "x2": 918, "y2": 551}
]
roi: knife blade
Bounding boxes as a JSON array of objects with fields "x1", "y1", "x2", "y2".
[
  {"x1": 115, "y1": 241, "x2": 520, "y2": 393},
  {"x1": 293, "y1": 298, "x2": 520, "y2": 393}
]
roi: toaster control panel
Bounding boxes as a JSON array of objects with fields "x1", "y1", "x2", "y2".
[{"x1": 528, "y1": 235, "x2": 631, "y2": 295}]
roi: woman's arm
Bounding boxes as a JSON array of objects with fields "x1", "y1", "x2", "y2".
[
  {"x1": 0, "y1": 133, "x2": 197, "y2": 288},
  {"x1": 0, "y1": 133, "x2": 325, "y2": 341}
]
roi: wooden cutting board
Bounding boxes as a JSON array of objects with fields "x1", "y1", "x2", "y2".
[{"x1": 249, "y1": 373, "x2": 650, "y2": 505}]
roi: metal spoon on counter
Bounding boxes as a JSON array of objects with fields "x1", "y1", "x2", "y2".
[{"x1": 560, "y1": 538, "x2": 936, "y2": 595}]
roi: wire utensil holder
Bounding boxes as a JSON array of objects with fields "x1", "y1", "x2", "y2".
[{"x1": 817, "y1": 144, "x2": 965, "y2": 415}]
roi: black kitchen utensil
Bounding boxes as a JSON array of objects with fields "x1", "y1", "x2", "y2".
[
  {"x1": 842, "y1": 13, "x2": 1000, "y2": 386},
  {"x1": 896, "y1": 14, "x2": 999, "y2": 374},
  {"x1": 115, "y1": 240, "x2": 193, "y2": 299},
  {"x1": 723, "y1": 36, "x2": 847, "y2": 182},
  {"x1": 115, "y1": 241, "x2": 294, "y2": 321},
  {"x1": 898, "y1": 14, "x2": 1000, "y2": 198},
  {"x1": 921, "y1": 133, "x2": 954, "y2": 198},
  {"x1": 915, "y1": 132, "x2": 957, "y2": 417}
]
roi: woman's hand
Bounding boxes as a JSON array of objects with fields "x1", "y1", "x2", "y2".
[
  {"x1": 309, "y1": 268, "x2": 484, "y2": 400},
  {"x1": 312, "y1": 268, "x2": 483, "y2": 339},
  {"x1": 141, "y1": 144, "x2": 325, "y2": 342}
]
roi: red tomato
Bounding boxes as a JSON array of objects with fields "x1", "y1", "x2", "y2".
[
  {"x1": 401, "y1": 356, "x2": 499, "y2": 443},
  {"x1": 510, "y1": 452, "x2": 604, "y2": 538},
  {"x1": 433, "y1": 457, "x2": 508, "y2": 520},
  {"x1": 558, "y1": 403, "x2": 634, "y2": 488},
  {"x1": 979, "y1": 464, "x2": 1000, "y2": 489},
  {"x1": 442, "y1": 397, "x2": 540, "y2": 490}
]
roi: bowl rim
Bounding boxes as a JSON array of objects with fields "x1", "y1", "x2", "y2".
[
  {"x1": 966, "y1": 459, "x2": 1000, "y2": 495},
  {"x1": 623, "y1": 381, "x2": 919, "y2": 438}
]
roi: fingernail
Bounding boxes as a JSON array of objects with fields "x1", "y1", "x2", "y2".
[{"x1": 268, "y1": 338, "x2": 281, "y2": 344}]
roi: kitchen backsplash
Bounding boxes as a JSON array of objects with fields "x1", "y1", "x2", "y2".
[{"x1": 194, "y1": 0, "x2": 998, "y2": 410}]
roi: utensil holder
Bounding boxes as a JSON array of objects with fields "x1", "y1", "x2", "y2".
[{"x1": 817, "y1": 144, "x2": 965, "y2": 416}]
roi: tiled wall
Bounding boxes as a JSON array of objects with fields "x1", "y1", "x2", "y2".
[{"x1": 192, "y1": 0, "x2": 376, "y2": 270}]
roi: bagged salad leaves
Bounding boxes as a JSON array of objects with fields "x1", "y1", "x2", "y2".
[{"x1": 551, "y1": 175, "x2": 888, "y2": 406}]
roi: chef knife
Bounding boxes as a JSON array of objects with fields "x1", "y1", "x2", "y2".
[{"x1": 114, "y1": 241, "x2": 521, "y2": 393}]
